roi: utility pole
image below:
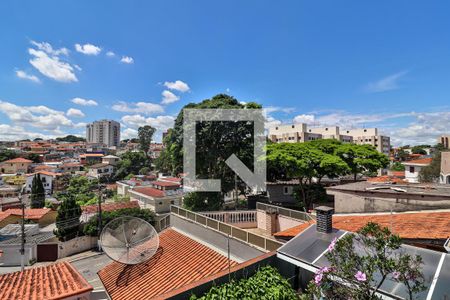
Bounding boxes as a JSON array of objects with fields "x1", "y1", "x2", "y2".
[
  {"x1": 97, "y1": 182, "x2": 103, "y2": 251},
  {"x1": 19, "y1": 189, "x2": 25, "y2": 272}
]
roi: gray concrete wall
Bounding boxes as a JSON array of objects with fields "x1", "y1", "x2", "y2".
[
  {"x1": 331, "y1": 190, "x2": 450, "y2": 213},
  {"x1": 171, "y1": 214, "x2": 264, "y2": 262},
  {"x1": 267, "y1": 185, "x2": 296, "y2": 204}
]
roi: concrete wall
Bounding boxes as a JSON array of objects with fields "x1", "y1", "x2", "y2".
[
  {"x1": 331, "y1": 190, "x2": 450, "y2": 213},
  {"x1": 267, "y1": 185, "x2": 296, "y2": 204},
  {"x1": 57, "y1": 235, "x2": 98, "y2": 259},
  {"x1": 256, "y1": 209, "x2": 304, "y2": 233},
  {"x1": 0, "y1": 244, "x2": 35, "y2": 266},
  {"x1": 171, "y1": 214, "x2": 264, "y2": 262},
  {"x1": 440, "y1": 152, "x2": 450, "y2": 184}
]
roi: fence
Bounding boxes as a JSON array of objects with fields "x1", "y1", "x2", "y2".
[
  {"x1": 201, "y1": 210, "x2": 257, "y2": 226},
  {"x1": 155, "y1": 213, "x2": 171, "y2": 232},
  {"x1": 256, "y1": 202, "x2": 315, "y2": 221},
  {"x1": 170, "y1": 206, "x2": 283, "y2": 252}
]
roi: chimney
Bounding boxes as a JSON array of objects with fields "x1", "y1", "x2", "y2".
[{"x1": 315, "y1": 206, "x2": 334, "y2": 233}]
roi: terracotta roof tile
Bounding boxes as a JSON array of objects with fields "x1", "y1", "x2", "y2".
[
  {"x1": 367, "y1": 176, "x2": 407, "y2": 184},
  {"x1": 0, "y1": 208, "x2": 51, "y2": 222},
  {"x1": 274, "y1": 211, "x2": 450, "y2": 240},
  {"x1": 81, "y1": 201, "x2": 140, "y2": 214},
  {"x1": 152, "y1": 180, "x2": 180, "y2": 187},
  {"x1": 0, "y1": 261, "x2": 93, "y2": 300},
  {"x1": 403, "y1": 157, "x2": 433, "y2": 165},
  {"x1": 132, "y1": 187, "x2": 166, "y2": 198},
  {"x1": 2, "y1": 158, "x2": 33, "y2": 163},
  {"x1": 98, "y1": 228, "x2": 238, "y2": 300}
]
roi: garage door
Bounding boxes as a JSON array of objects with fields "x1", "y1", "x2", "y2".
[{"x1": 37, "y1": 243, "x2": 58, "y2": 262}]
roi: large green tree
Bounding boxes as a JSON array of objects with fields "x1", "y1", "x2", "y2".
[
  {"x1": 0, "y1": 150, "x2": 18, "y2": 163},
  {"x1": 159, "y1": 94, "x2": 261, "y2": 210},
  {"x1": 57, "y1": 176, "x2": 99, "y2": 206},
  {"x1": 54, "y1": 194, "x2": 82, "y2": 241},
  {"x1": 266, "y1": 142, "x2": 349, "y2": 209},
  {"x1": 30, "y1": 174, "x2": 45, "y2": 208},
  {"x1": 419, "y1": 147, "x2": 447, "y2": 183},
  {"x1": 138, "y1": 125, "x2": 156, "y2": 158},
  {"x1": 115, "y1": 151, "x2": 150, "y2": 179},
  {"x1": 335, "y1": 143, "x2": 389, "y2": 181}
]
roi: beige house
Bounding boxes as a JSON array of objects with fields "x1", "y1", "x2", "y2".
[
  {"x1": 87, "y1": 163, "x2": 114, "y2": 179},
  {"x1": 0, "y1": 158, "x2": 33, "y2": 174},
  {"x1": 129, "y1": 181, "x2": 182, "y2": 214},
  {"x1": 439, "y1": 135, "x2": 450, "y2": 149},
  {"x1": 440, "y1": 151, "x2": 450, "y2": 184},
  {"x1": 268, "y1": 124, "x2": 390, "y2": 155}
]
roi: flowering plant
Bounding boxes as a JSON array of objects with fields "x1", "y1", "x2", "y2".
[{"x1": 302, "y1": 222, "x2": 425, "y2": 300}]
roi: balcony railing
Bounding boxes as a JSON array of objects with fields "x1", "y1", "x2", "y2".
[
  {"x1": 201, "y1": 210, "x2": 257, "y2": 224},
  {"x1": 170, "y1": 206, "x2": 283, "y2": 252},
  {"x1": 256, "y1": 202, "x2": 315, "y2": 221}
]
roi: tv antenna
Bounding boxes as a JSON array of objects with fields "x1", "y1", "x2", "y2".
[{"x1": 100, "y1": 216, "x2": 159, "y2": 265}]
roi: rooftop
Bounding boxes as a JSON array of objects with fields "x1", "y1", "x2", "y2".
[
  {"x1": 98, "y1": 228, "x2": 238, "y2": 300},
  {"x1": 403, "y1": 157, "x2": 433, "y2": 165},
  {"x1": 0, "y1": 208, "x2": 52, "y2": 222},
  {"x1": 274, "y1": 210, "x2": 450, "y2": 240},
  {"x1": 82, "y1": 200, "x2": 140, "y2": 214},
  {"x1": 327, "y1": 181, "x2": 450, "y2": 198},
  {"x1": 131, "y1": 186, "x2": 166, "y2": 198},
  {"x1": 89, "y1": 163, "x2": 111, "y2": 169},
  {"x1": 1, "y1": 158, "x2": 33, "y2": 164},
  {"x1": 152, "y1": 180, "x2": 181, "y2": 187},
  {"x1": 0, "y1": 261, "x2": 93, "y2": 299}
]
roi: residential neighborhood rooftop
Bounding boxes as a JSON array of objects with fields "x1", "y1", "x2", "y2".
[
  {"x1": 98, "y1": 228, "x2": 238, "y2": 300},
  {"x1": 0, "y1": 261, "x2": 93, "y2": 300}
]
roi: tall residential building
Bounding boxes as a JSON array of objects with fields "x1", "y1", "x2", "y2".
[
  {"x1": 268, "y1": 124, "x2": 390, "y2": 155},
  {"x1": 439, "y1": 135, "x2": 450, "y2": 149},
  {"x1": 86, "y1": 119, "x2": 120, "y2": 147}
]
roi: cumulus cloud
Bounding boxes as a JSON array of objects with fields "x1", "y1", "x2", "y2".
[
  {"x1": 71, "y1": 97, "x2": 98, "y2": 106},
  {"x1": 66, "y1": 108, "x2": 85, "y2": 118},
  {"x1": 121, "y1": 114, "x2": 175, "y2": 131},
  {"x1": 112, "y1": 101, "x2": 164, "y2": 115},
  {"x1": 106, "y1": 51, "x2": 115, "y2": 57},
  {"x1": 365, "y1": 71, "x2": 408, "y2": 93},
  {"x1": 75, "y1": 43, "x2": 102, "y2": 55},
  {"x1": 15, "y1": 70, "x2": 40, "y2": 83},
  {"x1": 121, "y1": 128, "x2": 138, "y2": 140},
  {"x1": 120, "y1": 56, "x2": 134, "y2": 64},
  {"x1": 293, "y1": 114, "x2": 315, "y2": 124},
  {"x1": 0, "y1": 124, "x2": 59, "y2": 141},
  {"x1": 161, "y1": 90, "x2": 180, "y2": 104},
  {"x1": 163, "y1": 80, "x2": 190, "y2": 92},
  {"x1": 264, "y1": 106, "x2": 295, "y2": 114},
  {"x1": 0, "y1": 100, "x2": 76, "y2": 132},
  {"x1": 30, "y1": 41, "x2": 69, "y2": 56},
  {"x1": 28, "y1": 48, "x2": 78, "y2": 82}
]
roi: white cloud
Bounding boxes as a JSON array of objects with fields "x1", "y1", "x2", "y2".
[
  {"x1": 71, "y1": 97, "x2": 98, "y2": 106},
  {"x1": 106, "y1": 51, "x2": 115, "y2": 57},
  {"x1": 163, "y1": 80, "x2": 190, "y2": 92},
  {"x1": 264, "y1": 106, "x2": 295, "y2": 114},
  {"x1": 66, "y1": 108, "x2": 85, "y2": 118},
  {"x1": 161, "y1": 90, "x2": 180, "y2": 104},
  {"x1": 121, "y1": 128, "x2": 138, "y2": 140},
  {"x1": 265, "y1": 115, "x2": 282, "y2": 129},
  {"x1": 15, "y1": 70, "x2": 40, "y2": 83},
  {"x1": 365, "y1": 71, "x2": 408, "y2": 93},
  {"x1": 75, "y1": 43, "x2": 102, "y2": 55},
  {"x1": 293, "y1": 114, "x2": 315, "y2": 124},
  {"x1": 0, "y1": 100, "x2": 75, "y2": 132},
  {"x1": 0, "y1": 124, "x2": 60, "y2": 141},
  {"x1": 112, "y1": 101, "x2": 164, "y2": 115},
  {"x1": 120, "y1": 56, "x2": 134, "y2": 64},
  {"x1": 30, "y1": 41, "x2": 69, "y2": 56},
  {"x1": 121, "y1": 114, "x2": 175, "y2": 131},
  {"x1": 28, "y1": 48, "x2": 78, "y2": 82}
]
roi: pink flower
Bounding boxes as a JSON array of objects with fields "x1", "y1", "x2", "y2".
[
  {"x1": 314, "y1": 273, "x2": 323, "y2": 285},
  {"x1": 355, "y1": 271, "x2": 367, "y2": 282},
  {"x1": 327, "y1": 237, "x2": 337, "y2": 252},
  {"x1": 392, "y1": 271, "x2": 401, "y2": 279}
]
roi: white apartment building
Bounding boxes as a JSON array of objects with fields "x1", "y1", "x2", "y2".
[
  {"x1": 268, "y1": 124, "x2": 390, "y2": 155},
  {"x1": 86, "y1": 119, "x2": 120, "y2": 147}
]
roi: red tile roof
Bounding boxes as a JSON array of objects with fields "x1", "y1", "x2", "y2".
[
  {"x1": 82, "y1": 201, "x2": 140, "y2": 214},
  {"x1": 152, "y1": 180, "x2": 180, "y2": 187},
  {"x1": 403, "y1": 157, "x2": 433, "y2": 165},
  {"x1": 2, "y1": 158, "x2": 33, "y2": 163},
  {"x1": 273, "y1": 211, "x2": 450, "y2": 240},
  {"x1": 132, "y1": 186, "x2": 166, "y2": 198},
  {"x1": 98, "y1": 228, "x2": 238, "y2": 300},
  {"x1": 0, "y1": 208, "x2": 52, "y2": 222},
  {"x1": 0, "y1": 261, "x2": 93, "y2": 300},
  {"x1": 159, "y1": 177, "x2": 182, "y2": 183},
  {"x1": 367, "y1": 175, "x2": 407, "y2": 184}
]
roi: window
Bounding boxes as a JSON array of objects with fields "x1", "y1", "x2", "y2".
[
  {"x1": 283, "y1": 186, "x2": 293, "y2": 195},
  {"x1": 292, "y1": 125, "x2": 295, "y2": 128},
  {"x1": 275, "y1": 127, "x2": 278, "y2": 130},
  {"x1": 325, "y1": 128, "x2": 328, "y2": 131},
  {"x1": 364, "y1": 129, "x2": 367, "y2": 132},
  {"x1": 409, "y1": 166, "x2": 415, "y2": 173}
]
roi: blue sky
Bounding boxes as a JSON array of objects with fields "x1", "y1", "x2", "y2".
[{"x1": 1, "y1": 1, "x2": 450, "y2": 145}]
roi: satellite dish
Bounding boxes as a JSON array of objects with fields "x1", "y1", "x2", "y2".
[{"x1": 100, "y1": 216, "x2": 159, "y2": 265}]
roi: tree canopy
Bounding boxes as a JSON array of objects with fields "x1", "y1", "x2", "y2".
[
  {"x1": 54, "y1": 194, "x2": 82, "y2": 241},
  {"x1": 157, "y1": 94, "x2": 261, "y2": 210},
  {"x1": 55, "y1": 135, "x2": 86, "y2": 142},
  {"x1": 115, "y1": 151, "x2": 150, "y2": 180},
  {"x1": 57, "y1": 175, "x2": 99, "y2": 206},
  {"x1": 138, "y1": 125, "x2": 156, "y2": 158},
  {"x1": 30, "y1": 174, "x2": 45, "y2": 208}
]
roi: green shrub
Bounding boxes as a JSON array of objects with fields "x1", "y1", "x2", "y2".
[
  {"x1": 83, "y1": 207, "x2": 155, "y2": 236},
  {"x1": 190, "y1": 266, "x2": 298, "y2": 300}
]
